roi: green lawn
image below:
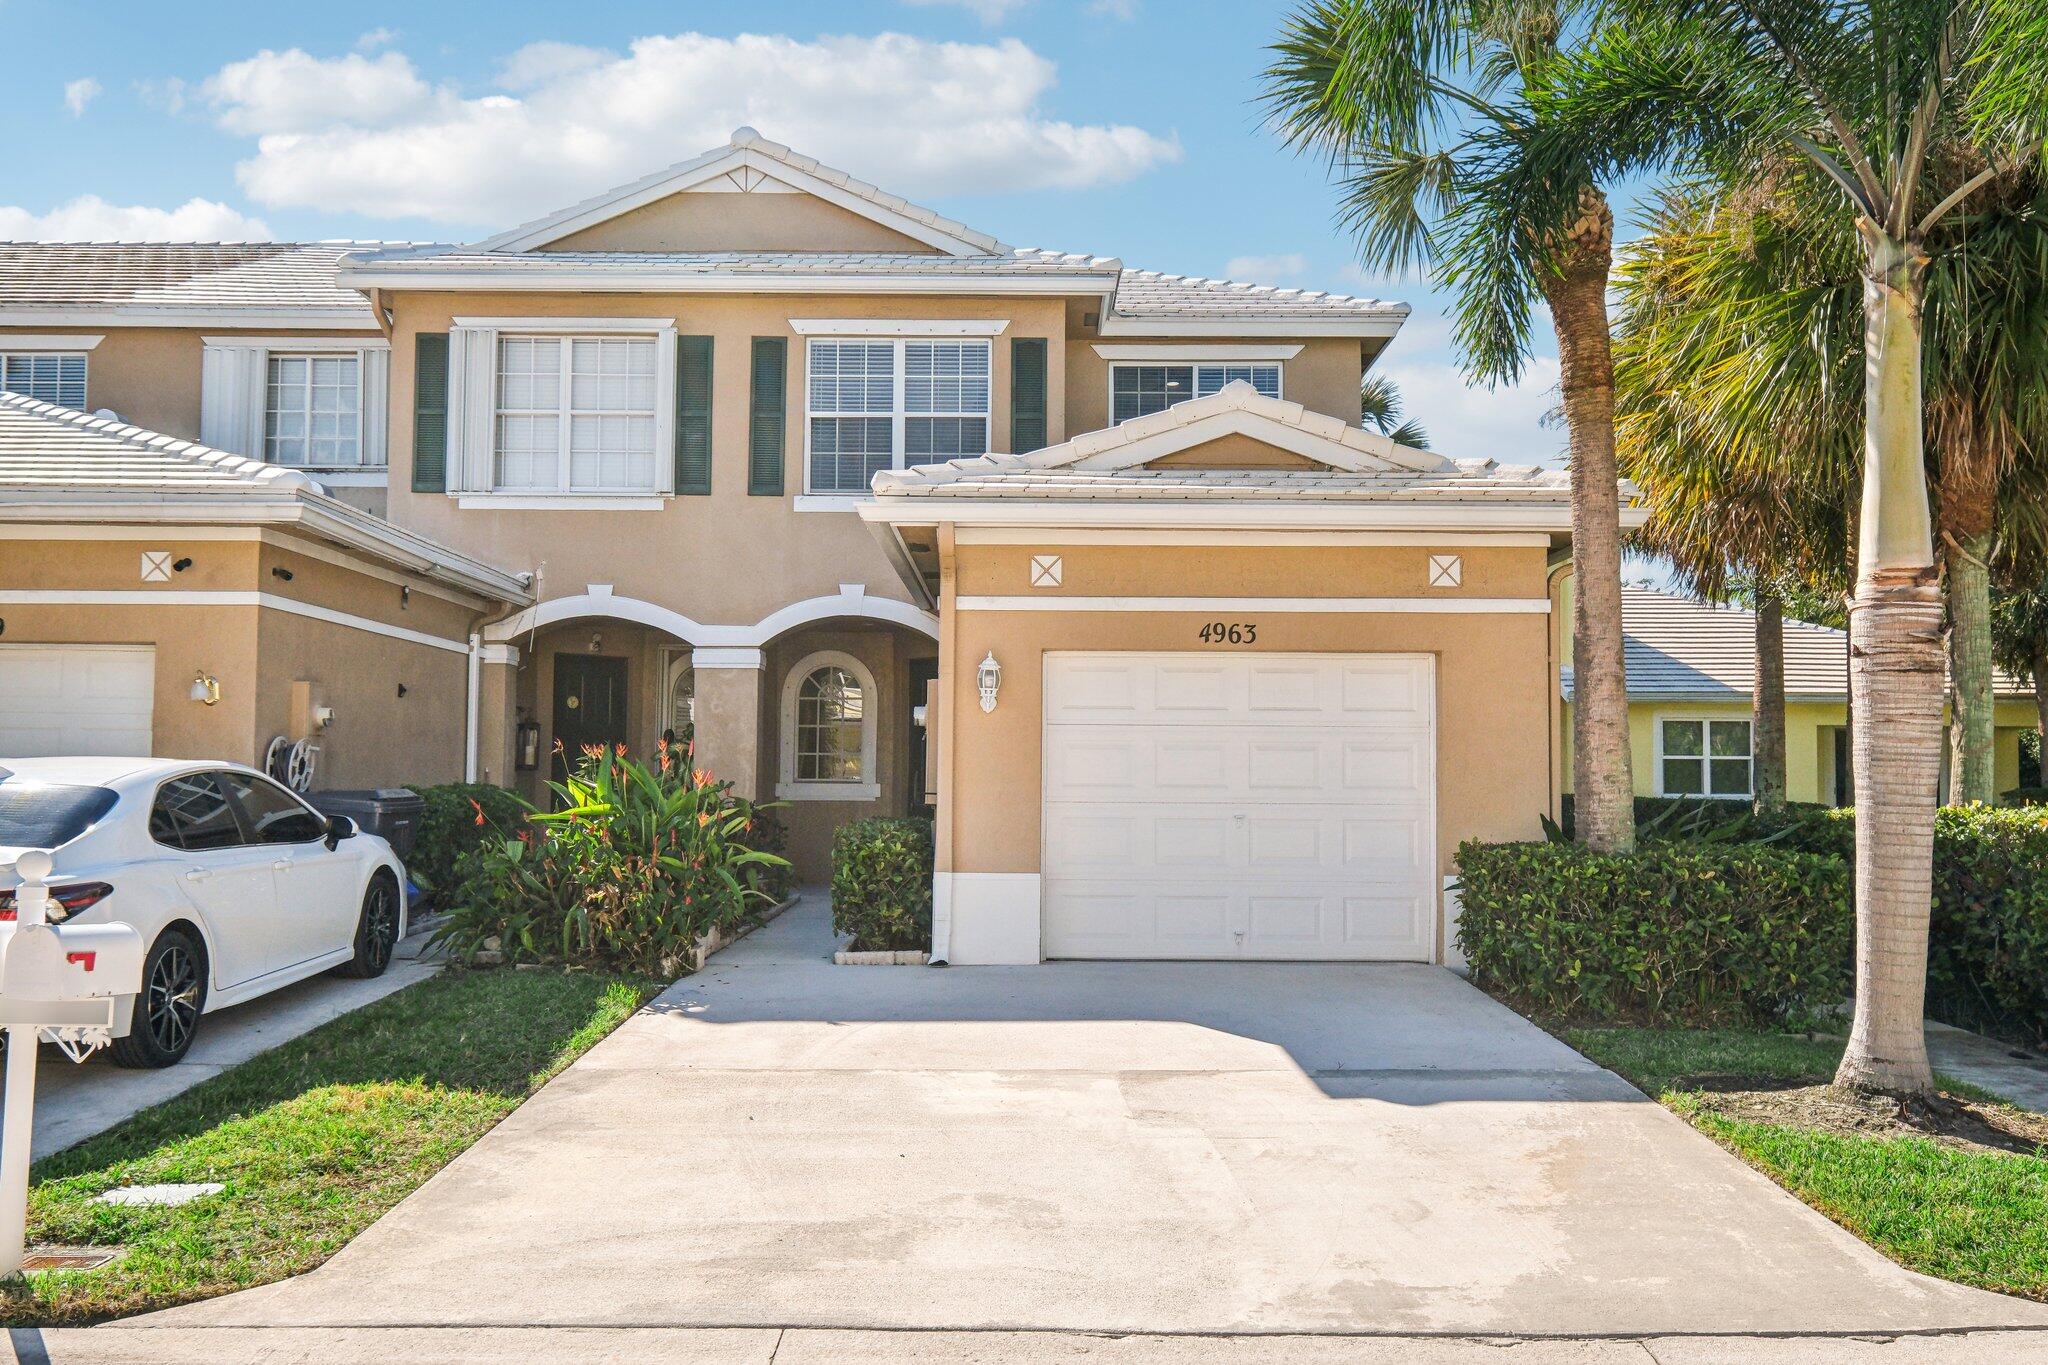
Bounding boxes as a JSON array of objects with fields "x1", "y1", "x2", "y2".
[
  {"x1": 2, "y1": 966, "x2": 658, "y2": 1327},
  {"x1": 1569, "y1": 1025, "x2": 2048, "y2": 1301}
]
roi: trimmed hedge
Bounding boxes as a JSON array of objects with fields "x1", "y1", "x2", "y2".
[
  {"x1": 1455, "y1": 839, "x2": 1852, "y2": 1026},
  {"x1": 2001, "y1": 786, "x2": 2048, "y2": 807},
  {"x1": 1930, "y1": 806, "x2": 2048, "y2": 1047},
  {"x1": 831, "y1": 817, "x2": 934, "y2": 953},
  {"x1": 406, "y1": 782, "x2": 530, "y2": 902}
]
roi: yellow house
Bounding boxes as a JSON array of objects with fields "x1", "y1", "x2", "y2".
[{"x1": 1560, "y1": 585, "x2": 2041, "y2": 805}]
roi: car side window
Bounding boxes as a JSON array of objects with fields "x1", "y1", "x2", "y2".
[
  {"x1": 151, "y1": 773, "x2": 244, "y2": 852},
  {"x1": 220, "y1": 773, "x2": 327, "y2": 845}
]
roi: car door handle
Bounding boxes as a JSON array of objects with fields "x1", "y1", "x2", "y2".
[
  {"x1": 272, "y1": 858, "x2": 292, "y2": 872},
  {"x1": 185, "y1": 868, "x2": 212, "y2": 882}
]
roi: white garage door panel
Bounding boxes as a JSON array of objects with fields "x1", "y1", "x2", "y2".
[
  {"x1": 1043, "y1": 652, "x2": 1434, "y2": 961},
  {"x1": 0, "y1": 645, "x2": 155, "y2": 758}
]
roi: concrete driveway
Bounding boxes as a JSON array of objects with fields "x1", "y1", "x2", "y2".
[{"x1": 132, "y1": 898, "x2": 2048, "y2": 1340}]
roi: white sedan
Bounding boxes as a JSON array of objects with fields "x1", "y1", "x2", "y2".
[{"x1": 0, "y1": 757, "x2": 407, "y2": 1068}]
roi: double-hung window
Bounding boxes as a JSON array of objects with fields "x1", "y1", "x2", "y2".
[
  {"x1": 265, "y1": 354, "x2": 363, "y2": 467},
  {"x1": 806, "y1": 338, "x2": 990, "y2": 494},
  {"x1": 0, "y1": 352, "x2": 87, "y2": 409},
  {"x1": 1111, "y1": 361, "x2": 1280, "y2": 424},
  {"x1": 1659, "y1": 717, "x2": 1753, "y2": 798},
  {"x1": 495, "y1": 335, "x2": 658, "y2": 493}
]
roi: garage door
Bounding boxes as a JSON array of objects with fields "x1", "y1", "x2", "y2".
[
  {"x1": 1042, "y1": 652, "x2": 1435, "y2": 960},
  {"x1": 0, "y1": 645, "x2": 155, "y2": 758}
]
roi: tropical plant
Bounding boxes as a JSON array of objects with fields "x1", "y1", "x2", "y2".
[
  {"x1": 432, "y1": 742, "x2": 788, "y2": 972},
  {"x1": 831, "y1": 817, "x2": 935, "y2": 952},
  {"x1": 1264, "y1": 0, "x2": 1638, "y2": 853},
  {"x1": 1511, "y1": 0, "x2": 2048, "y2": 1093},
  {"x1": 1360, "y1": 372, "x2": 1430, "y2": 447}
]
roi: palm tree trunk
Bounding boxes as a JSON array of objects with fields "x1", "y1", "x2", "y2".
[
  {"x1": 1943, "y1": 528, "x2": 1998, "y2": 805},
  {"x1": 1754, "y1": 588, "x2": 1787, "y2": 812},
  {"x1": 1547, "y1": 186, "x2": 1636, "y2": 854},
  {"x1": 1835, "y1": 233, "x2": 1942, "y2": 1097}
]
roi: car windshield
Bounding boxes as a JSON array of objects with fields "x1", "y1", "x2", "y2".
[{"x1": 0, "y1": 783, "x2": 120, "y2": 850}]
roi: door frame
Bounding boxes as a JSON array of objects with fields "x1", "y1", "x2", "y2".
[{"x1": 1037, "y1": 648, "x2": 1440, "y2": 962}]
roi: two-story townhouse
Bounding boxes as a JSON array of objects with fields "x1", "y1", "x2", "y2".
[{"x1": 0, "y1": 131, "x2": 1639, "y2": 957}]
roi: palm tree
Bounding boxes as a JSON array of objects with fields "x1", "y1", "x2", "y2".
[
  {"x1": 1520, "y1": 0, "x2": 2048, "y2": 1092},
  {"x1": 1360, "y1": 373, "x2": 1431, "y2": 447},
  {"x1": 1265, "y1": 0, "x2": 1639, "y2": 853}
]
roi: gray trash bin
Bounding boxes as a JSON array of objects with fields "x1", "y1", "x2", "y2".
[{"x1": 307, "y1": 788, "x2": 425, "y2": 861}]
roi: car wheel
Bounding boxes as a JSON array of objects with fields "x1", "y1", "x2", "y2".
[
  {"x1": 108, "y1": 928, "x2": 207, "y2": 1069},
  {"x1": 334, "y1": 873, "x2": 401, "y2": 979}
]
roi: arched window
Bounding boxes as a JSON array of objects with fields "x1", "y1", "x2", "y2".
[{"x1": 778, "y1": 650, "x2": 879, "y2": 801}]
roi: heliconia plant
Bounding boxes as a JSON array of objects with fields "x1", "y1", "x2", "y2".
[{"x1": 432, "y1": 739, "x2": 789, "y2": 973}]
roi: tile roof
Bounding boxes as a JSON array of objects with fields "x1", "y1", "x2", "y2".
[
  {"x1": 339, "y1": 245, "x2": 1120, "y2": 279},
  {"x1": 1563, "y1": 587, "x2": 2030, "y2": 700},
  {"x1": 0, "y1": 242, "x2": 391, "y2": 317},
  {"x1": 1111, "y1": 269, "x2": 1409, "y2": 322}
]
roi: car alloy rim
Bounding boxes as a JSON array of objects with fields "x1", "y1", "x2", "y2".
[
  {"x1": 365, "y1": 882, "x2": 397, "y2": 970},
  {"x1": 147, "y1": 944, "x2": 200, "y2": 1052}
]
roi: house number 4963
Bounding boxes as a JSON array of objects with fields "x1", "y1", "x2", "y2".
[{"x1": 1198, "y1": 621, "x2": 1257, "y2": 645}]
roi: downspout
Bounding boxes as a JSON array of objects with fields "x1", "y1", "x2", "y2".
[
  {"x1": 465, "y1": 632, "x2": 483, "y2": 783},
  {"x1": 929, "y1": 522, "x2": 959, "y2": 965},
  {"x1": 1545, "y1": 554, "x2": 1575, "y2": 825}
]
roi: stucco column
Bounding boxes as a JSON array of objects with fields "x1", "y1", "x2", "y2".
[
  {"x1": 473, "y1": 644, "x2": 519, "y2": 788},
  {"x1": 692, "y1": 649, "x2": 765, "y2": 799}
]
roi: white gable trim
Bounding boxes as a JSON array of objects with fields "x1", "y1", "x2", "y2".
[
  {"x1": 472, "y1": 135, "x2": 1005, "y2": 258},
  {"x1": 1091, "y1": 344, "x2": 1301, "y2": 361}
]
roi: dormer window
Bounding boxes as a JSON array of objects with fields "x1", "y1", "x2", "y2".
[{"x1": 1111, "y1": 362, "x2": 1281, "y2": 424}]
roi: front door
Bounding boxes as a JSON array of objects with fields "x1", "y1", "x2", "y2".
[{"x1": 552, "y1": 654, "x2": 629, "y2": 787}]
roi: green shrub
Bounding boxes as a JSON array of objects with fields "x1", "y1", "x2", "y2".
[
  {"x1": 1929, "y1": 805, "x2": 2048, "y2": 1047},
  {"x1": 2000, "y1": 786, "x2": 2048, "y2": 807},
  {"x1": 741, "y1": 805, "x2": 796, "y2": 906},
  {"x1": 405, "y1": 783, "x2": 530, "y2": 903},
  {"x1": 831, "y1": 817, "x2": 934, "y2": 952},
  {"x1": 1455, "y1": 839, "x2": 1852, "y2": 1026},
  {"x1": 431, "y1": 745, "x2": 788, "y2": 973}
]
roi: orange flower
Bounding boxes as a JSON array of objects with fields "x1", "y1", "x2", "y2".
[
  {"x1": 469, "y1": 798, "x2": 486, "y2": 827},
  {"x1": 697, "y1": 811, "x2": 712, "y2": 827}
]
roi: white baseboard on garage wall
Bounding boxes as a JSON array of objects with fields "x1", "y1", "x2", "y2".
[{"x1": 932, "y1": 873, "x2": 1043, "y2": 965}]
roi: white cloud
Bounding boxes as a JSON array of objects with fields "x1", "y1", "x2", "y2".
[
  {"x1": 1089, "y1": 0, "x2": 1141, "y2": 17},
  {"x1": 356, "y1": 27, "x2": 399, "y2": 51},
  {"x1": 203, "y1": 48, "x2": 433, "y2": 136},
  {"x1": 0, "y1": 196, "x2": 272, "y2": 242},
  {"x1": 1224, "y1": 252, "x2": 1308, "y2": 282},
  {"x1": 495, "y1": 41, "x2": 613, "y2": 92},
  {"x1": 136, "y1": 77, "x2": 187, "y2": 115},
  {"x1": 199, "y1": 33, "x2": 1180, "y2": 226},
  {"x1": 903, "y1": 0, "x2": 1030, "y2": 22},
  {"x1": 1378, "y1": 356, "x2": 1563, "y2": 464},
  {"x1": 63, "y1": 77, "x2": 101, "y2": 117}
]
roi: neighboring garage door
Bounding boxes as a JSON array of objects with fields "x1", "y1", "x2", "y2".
[
  {"x1": 0, "y1": 645, "x2": 155, "y2": 758},
  {"x1": 1042, "y1": 652, "x2": 1435, "y2": 960}
]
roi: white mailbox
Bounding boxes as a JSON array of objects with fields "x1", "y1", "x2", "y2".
[{"x1": 1, "y1": 850, "x2": 146, "y2": 1279}]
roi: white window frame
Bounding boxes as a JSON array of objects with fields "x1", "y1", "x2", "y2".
[
  {"x1": 803, "y1": 335, "x2": 992, "y2": 496},
  {"x1": 264, "y1": 352, "x2": 367, "y2": 470},
  {"x1": 491, "y1": 334, "x2": 665, "y2": 496},
  {"x1": 201, "y1": 337, "x2": 389, "y2": 477},
  {"x1": 777, "y1": 649, "x2": 881, "y2": 801},
  {"x1": 1108, "y1": 360, "x2": 1284, "y2": 426},
  {"x1": 1654, "y1": 713, "x2": 1754, "y2": 799},
  {"x1": 0, "y1": 350, "x2": 90, "y2": 409}
]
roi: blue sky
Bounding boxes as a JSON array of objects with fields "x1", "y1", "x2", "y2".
[{"x1": 0, "y1": 0, "x2": 1578, "y2": 464}]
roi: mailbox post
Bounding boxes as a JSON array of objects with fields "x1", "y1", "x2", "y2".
[{"x1": 0, "y1": 849, "x2": 143, "y2": 1279}]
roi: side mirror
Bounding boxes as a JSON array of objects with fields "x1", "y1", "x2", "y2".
[{"x1": 324, "y1": 814, "x2": 357, "y2": 850}]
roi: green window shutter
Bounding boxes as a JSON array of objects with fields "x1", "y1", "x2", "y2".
[
  {"x1": 674, "y1": 335, "x2": 714, "y2": 495},
  {"x1": 748, "y1": 336, "x2": 787, "y2": 496},
  {"x1": 1011, "y1": 336, "x2": 1047, "y2": 453},
  {"x1": 411, "y1": 332, "x2": 450, "y2": 493}
]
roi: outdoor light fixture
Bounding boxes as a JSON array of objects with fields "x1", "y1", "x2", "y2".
[
  {"x1": 516, "y1": 720, "x2": 541, "y2": 771},
  {"x1": 189, "y1": 672, "x2": 221, "y2": 706},
  {"x1": 171, "y1": 557, "x2": 192, "y2": 573},
  {"x1": 977, "y1": 651, "x2": 1002, "y2": 714},
  {"x1": 271, "y1": 566, "x2": 294, "y2": 582}
]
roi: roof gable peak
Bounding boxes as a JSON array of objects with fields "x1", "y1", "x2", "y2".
[{"x1": 472, "y1": 130, "x2": 1009, "y2": 257}]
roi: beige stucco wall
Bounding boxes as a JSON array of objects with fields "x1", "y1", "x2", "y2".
[
  {"x1": 1063, "y1": 337, "x2": 1367, "y2": 436},
  {"x1": 0, "y1": 532, "x2": 480, "y2": 786},
  {"x1": 939, "y1": 541, "x2": 1554, "y2": 891},
  {"x1": 543, "y1": 191, "x2": 944, "y2": 253}
]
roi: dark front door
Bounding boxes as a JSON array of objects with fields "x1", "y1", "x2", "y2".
[
  {"x1": 552, "y1": 654, "x2": 629, "y2": 787},
  {"x1": 907, "y1": 658, "x2": 938, "y2": 816}
]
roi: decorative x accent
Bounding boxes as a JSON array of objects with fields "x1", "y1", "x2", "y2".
[
  {"x1": 1030, "y1": 554, "x2": 1064, "y2": 588},
  {"x1": 140, "y1": 550, "x2": 173, "y2": 583},
  {"x1": 1427, "y1": 553, "x2": 1463, "y2": 588}
]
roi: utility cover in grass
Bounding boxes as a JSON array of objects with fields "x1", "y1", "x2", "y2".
[{"x1": 94, "y1": 1183, "x2": 224, "y2": 1207}]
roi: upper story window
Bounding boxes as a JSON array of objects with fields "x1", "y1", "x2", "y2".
[
  {"x1": 1111, "y1": 362, "x2": 1280, "y2": 425},
  {"x1": 265, "y1": 354, "x2": 365, "y2": 467},
  {"x1": 806, "y1": 338, "x2": 990, "y2": 495},
  {"x1": 495, "y1": 335, "x2": 659, "y2": 493},
  {"x1": 1, "y1": 352, "x2": 87, "y2": 410}
]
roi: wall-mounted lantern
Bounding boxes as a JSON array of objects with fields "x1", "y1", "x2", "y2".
[
  {"x1": 977, "y1": 651, "x2": 1002, "y2": 714},
  {"x1": 188, "y1": 672, "x2": 221, "y2": 707},
  {"x1": 516, "y1": 720, "x2": 542, "y2": 771}
]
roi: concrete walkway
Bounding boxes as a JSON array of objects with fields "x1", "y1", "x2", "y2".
[
  {"x1": 58, "y1": 896, "x2": 2048, "y2": 1353},
  {"x1": 1927, "y1": 1020, "x2": 2048, "y2": 1113},
  {"x1": 19, "y1": 922, "x2": 441, "y2": 1158}
]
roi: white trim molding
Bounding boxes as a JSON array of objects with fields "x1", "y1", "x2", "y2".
[
  {"x1": 952, "y1": 527, "x2": 1554, "y2": 547},
  {"x1": 0, "y1": 334, "x2": 103, "y2": 351},
  {"x1": 0, "y1": 590, "x2": 470, "y2": 655},
  {"x1": 791, "y1": 319, "x2": 1011, "y2": 337},
  {"x1": 956, "y1": 595, "x2": 1550, "y2": 614},
  {"x1": 201, "y1": 335, "x2": 390, "y2": 351},
  {"x1": 777, "y1": 649, "x2": 882, "y2": 802},
  {"x1": 456, "y1": 495, "x2": 666, "y2": 511},
  {"x1": 1091, "y1": 343, "x2": 1301, "y2": 361},
  {"x1": 933, "y1": 872, "x2": 1043, "y2": 965},
  {"x1": 481, "y1": 583, "x2": 938, "y2": 646},
  {"x1": 450, "y1": 315, "x2": 677, "y2": 332},
  {"x1": 794, "y1": 494, "x2": 871, "y2": 513},
  {"x1": 692, "y1": 647, "x2": 764, "y2": 670},
  {"x1": 1097, "y1": 316, "x2": 1406, "y2": 339},
  {"x1": 0, "y1": 310, "x2": 376, "y2": 330}
]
